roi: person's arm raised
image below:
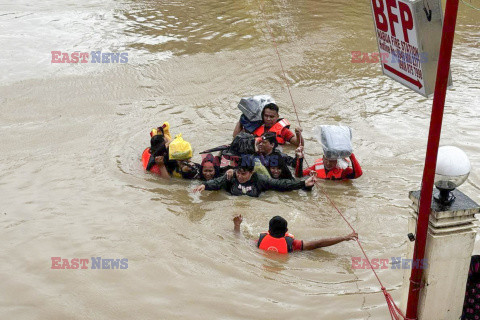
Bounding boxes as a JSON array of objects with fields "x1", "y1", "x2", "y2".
[
  {"x1": 289, "y1": 127, "x2": 304, "y2": 147},
  {"x1": 233, "y1": 214, "x2": 243, "y2": 233},
  {"x1": 294, "y1": 146, "x2": 304, "y2": 177},
  {"x1": 344, "y1": 153, "x2": 363, "y2": 179}
]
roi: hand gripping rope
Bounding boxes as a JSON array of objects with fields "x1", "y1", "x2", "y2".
[{"x1": 258, "y1": 2, "x2": 413, "y2": 319}]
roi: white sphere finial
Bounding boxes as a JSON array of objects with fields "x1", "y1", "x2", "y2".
[{"x1": 435, "y1": 146, "x2": 470, "y2": 190}]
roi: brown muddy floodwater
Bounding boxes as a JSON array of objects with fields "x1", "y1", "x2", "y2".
[{"x1": 0, "y1": 0, "x2": 479, "y2": 319}]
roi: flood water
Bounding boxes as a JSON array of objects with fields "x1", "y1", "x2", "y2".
[{"x1": 1, "y1": 0, "x2": 479, "y2": 319}]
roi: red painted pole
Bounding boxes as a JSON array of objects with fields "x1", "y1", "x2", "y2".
[{"x1": 405, "y1": 0, "x2": 460, "y2": 318}]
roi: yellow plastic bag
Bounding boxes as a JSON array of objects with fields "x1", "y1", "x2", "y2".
[{"x1": 169, "y1": 134, "x2": 193, "y2": 160}]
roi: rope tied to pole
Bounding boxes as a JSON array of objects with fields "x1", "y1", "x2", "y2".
[{"x1": 258, "y1": 2, "x2": 410, "y2": 319}]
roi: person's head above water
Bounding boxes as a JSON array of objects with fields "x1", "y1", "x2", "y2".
[
  {"x1": 269, "y1": 216, "x2": 288, "y2": 238},
  {"x1": 267, "y1": 155, "x2": 293, "y2": 180},
  {"x1": 200, "y1": 154, "x2": 220, "y2": 181},
  {"x1": 261, "y1": 103, "x2": 279, "y2": 128},
  {"x1": 236, "y1": 155, "x2": 255, "y2": 183},
  {"x1": 322, "y1": 155, "x2": 338, "y2": 171},
  {"x1": 150, "y1": 134, "x2": 167, "y2": 157},
  {"x1": 258, "y1": 132, "x2": 277, "y2": 155},
  {"x1": 146, "y1": 135, "x2": 167, "y2": 171}
]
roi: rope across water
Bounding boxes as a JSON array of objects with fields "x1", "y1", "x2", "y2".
[{"x1": 258, "y1": 2, "x2": 411, "y2": 319}]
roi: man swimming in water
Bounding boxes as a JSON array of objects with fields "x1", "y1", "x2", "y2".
[
  {"x1": 233, "y1": 215, "x2": 358, "y2": 253},
  {"x1": 193, "y1": 155, "x2": 317, "y2": 197}
]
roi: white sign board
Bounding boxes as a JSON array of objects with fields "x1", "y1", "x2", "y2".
[{"x1": 370, "y1": 0, "x2": 452, "y2": 97}]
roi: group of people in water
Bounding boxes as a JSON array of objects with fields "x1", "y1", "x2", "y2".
[{"x1": 141, "y1": 101, "x2": 361, "y2": 253}]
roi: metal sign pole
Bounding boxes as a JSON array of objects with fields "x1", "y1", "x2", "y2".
[{"x1": 405, "y1": 0, "x2": 460, "y2": 318}]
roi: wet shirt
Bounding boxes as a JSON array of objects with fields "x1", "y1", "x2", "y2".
[
  {"x1": 292, "y1": 239, "x2": 303, "y2": 251},
  {"x1": 203, "y1": 172, "x2": 309, "y2": 197}
]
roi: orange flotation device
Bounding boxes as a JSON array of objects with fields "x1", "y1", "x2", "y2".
[
  {"x1": 142, "y1": 147, "x2": 162, "y2": 175},
  {"x1": 257, "y1": 232, "x2": 295, "y2": 254},
  {"x1": 252, "y1": 118, "x2": 290, "y2": 144},
  {"x1": 310, "y1": 158, "x2": 345, "y2": 180}
]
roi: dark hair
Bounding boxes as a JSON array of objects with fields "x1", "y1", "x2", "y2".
[
  {"x1": 261, "y1": 132, "x2": 278, "y2": 149},
  {"x1": 261, "y1": 103, "x2": 279, "y2": 120},
  {"x1": 150, "y1": 135, "x2": 166, "y2": 157},
  {"x1": 266, "y1": 153, "x2": 293, "y2": 180},
  {"x1": 156, "y1": 126, "x2": 165, "y2": 135},
  {"x1": 269, "y1": 216, "x2": 288, "y2": 238},
  {"x1": 238, "y1": 154, "x2": 255, "y2": 172},
  {"x1": 146, "y1": 135, "x2": 167, "y2": 171}
]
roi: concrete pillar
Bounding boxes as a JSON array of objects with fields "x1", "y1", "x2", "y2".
[{"x1": 400, "y1": 189, "x2": 479, "y2": 320}]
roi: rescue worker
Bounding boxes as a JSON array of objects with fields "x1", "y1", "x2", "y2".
[
  {"x1": 297, "y1": 147, "x2": 363, "y2": 180},
  {"x1": 233, "y1": 103, "x2": 303, "y2": 146},
  {"x1": 193, "y1": 155, "x2": 317, "y2": 197},
  {"x1": 233, "y1": 215, "x2": 358, "y2": 254}
]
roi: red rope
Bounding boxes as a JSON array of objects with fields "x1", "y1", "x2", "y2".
[
  {"x1": 259, "y1": 3, "x2": 412, "y2": 319},
  {"x1": 259, "y1": 3, "x2": 302, "y2": 127}
]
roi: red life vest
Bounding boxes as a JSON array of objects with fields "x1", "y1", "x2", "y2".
[
  {"x1": 257, "y1": 232, "x2": 295, "y2": 254},
  {"x1": 310, "y1": 158, "x2": 345, "y2": 180},
  {"x1": 252, "y1": 119, "x2": 290, "y2": 144},
  {"x1": 141, "y1": 148, "x2": 162, "y2": 175}
]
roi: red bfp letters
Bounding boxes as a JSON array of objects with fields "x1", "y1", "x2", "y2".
[
  {"x1": 370, "y1": 0, "x2": 450, "y2": 97},
  {"x1": 372, "y1": 0, "x2": 414, "y2": 44}
]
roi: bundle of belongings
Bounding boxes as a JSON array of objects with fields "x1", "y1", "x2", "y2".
[
  {"x1": 313, "y1": 125, "x2": 353, "y2": 160},
  {"x1": 237, "y1": 95, "x2": 275, "y2": 133},
  {"x1": 169, "y1": 134, "x2": 193, "y2": 160}
]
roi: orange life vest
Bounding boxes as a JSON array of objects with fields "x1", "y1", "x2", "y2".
[
  {"x1": 252, "y1": 119, "x2": 290, "y2": 144},
  {"x1": 257, "y1": 232, "x2": 295, "y2": 254},
  {"x1": 142, "y1": 148, "x2": 162, "y2": 175},
  {"x1": 310, "y1": 158, "x2": 345, "y2": 180}
]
